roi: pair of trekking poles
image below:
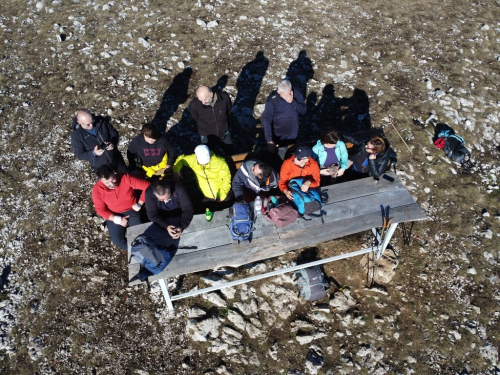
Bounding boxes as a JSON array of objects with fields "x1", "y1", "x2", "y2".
[{"x1": 371, "y1": 206, "x2": 393, "y2": 285}]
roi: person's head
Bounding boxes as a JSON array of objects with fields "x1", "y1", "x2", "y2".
[
  {"x1": 366, "y1": 136, "x2": 386, "y2": 155},
  {"x1": 96, "y1": 164, "x2": 118, "y2": 189},
  {"x1": 196, "y1": 85, "x2": 214, "y2": 106},
  {"x1": 76, "y1": 109, "x2": 94, "y2": 130},
  {"x1": 277, "y1": 80, "x2": 292, "y2": 94},
  {"x1": 153, "y1": 180, "x2": 172, "y2": 203},
  {"x1": 194, "y1": 145, "x2": 211, "y2": 165},
  {"x1": 320, "y1": 130, "x2": 341, "y2": 148},
  {"x1": 252, "y1": 162, "x2": 272, "y2": 180},
  {"x1": 141, "y1": 123, "x2": 161, "y2": 144},
  {"x1": 293, "y1": 146, "x2": 312, "y2": 167}
]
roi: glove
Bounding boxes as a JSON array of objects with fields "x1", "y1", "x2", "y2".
[{"x1": 267, "y1": 143, "x2": 276, "y2": 153}]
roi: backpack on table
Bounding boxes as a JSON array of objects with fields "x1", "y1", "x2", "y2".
[
  {"x1": 128, "y1": 235, "x2": 174, "y2": 287},
  {"x1": 293, "y1": 266, "x2": 330, "y2": 301},
  {"x1": 263, "y1": 198, "x2": 299, "y2": 227},
  {"x1": 228, "y1": 202, "x2": 253, "y2": 244},
  {"x1": 288, "y1": 178, "x2": 322, "y2": 216}
]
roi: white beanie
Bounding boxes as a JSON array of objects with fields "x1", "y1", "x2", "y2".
[{"x1": 194, "y1": 145, "x2": 211, "y2": 165}]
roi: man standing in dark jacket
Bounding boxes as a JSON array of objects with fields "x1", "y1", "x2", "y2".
[
  {"x1": 71, "y1": 108, "x2": 127, "y2": 173},
  {"x1": 232, "y1": 159, "x2": 279, "y2": 202},
  {"x1": 190, "y1": 85, "x2": 232, "y2": 154},
  {"x1": 262, "y1": 80, "x2": 307, "y2": 159},
  {"x1": 145, "y1": 180, "x2": 194, "y2": 240}
]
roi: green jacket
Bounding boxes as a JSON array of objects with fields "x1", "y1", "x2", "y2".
[{"x1": 173, "y1": 152, "x2": 231, "y2": 200}]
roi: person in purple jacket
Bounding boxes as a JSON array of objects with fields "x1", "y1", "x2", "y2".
[{"x1": 262, "y1": 79, "x2": 307, "y2": 159}]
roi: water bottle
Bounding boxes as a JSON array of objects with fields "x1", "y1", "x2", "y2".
[
  {"x1": 205, "y1": 208, "x2": 213, "y2": 221},
  {"x1": 254, "y1": 196, "x2": 262, "y2": 216}
]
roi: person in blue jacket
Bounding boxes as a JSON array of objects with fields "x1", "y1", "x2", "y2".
[
  {"x1": 262, "y1": 79, "x2": 307, "y2": 159},
  {"x1": 312, "y1": 129, "x2": 351, "y2": 184}
]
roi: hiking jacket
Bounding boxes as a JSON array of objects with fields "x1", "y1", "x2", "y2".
[
  {"x1": 232, "y1": 159, "x2": 280, "y2": 200},
  {"x1": 312, "y1": 139, "x2": 349, "y2": 170},
  {"x1": 145, "y1": 180, "x2": 194, "y2": 231},
  {"x1": 349, "y1": 135, "x2": 393, "y2": 179},
  {"x1": 71, "y1": 115, "x2": 120, "y2": 169},
  {"x1": 92, "y1": 174, "x2": 150, "y2": 219},
  {"x1": 127, "y1": 134, "x2": 175, "y2": 173},
  {"x1": 189, "y1": 91, "x2": 232, "y2": 138},
  {"x1": 173, "y1": 152, "x2": 231, "y2": 200},
  {"x1": 262, "y1": 88, "x2": 307, "y2": 142},
  {"x1": 278, "y1": 156, "x2": 321, "y2": 192}
]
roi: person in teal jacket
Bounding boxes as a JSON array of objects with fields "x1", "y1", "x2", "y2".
[{"x1": 311, "y1": 130, "x2": 351, "y2": 184}]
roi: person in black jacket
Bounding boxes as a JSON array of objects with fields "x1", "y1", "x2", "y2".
[
  {"x1": 190, "y1": 85, "x2": 232, "y2": 154},
  {"x1": 127, "y1": 123, "x2": 175, "y2": 179},
  {"x1": 145, "y1": 179, "x2": 194, "y2": 240},
  {"x1": 232, "y1": 159, "x2": 280, "y2": 202},
  {"x1": 348, "y1": 135, "x2": 394, "y2": 180},
  {"x1": 71, "y1": 109, "x2": 127, "y2": 173}
]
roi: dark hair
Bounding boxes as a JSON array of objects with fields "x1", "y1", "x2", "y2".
[
  {"x1": 368, "y1": 136, "x2": 386, "y2": 154},
  {"x1": 153, "y1": 180, "x2": 172, "y2": 197},
  {"x1": 257, "y1": 163, "x2": 272, "y2": 179},
  {"x1": 320, "y1": 130, "x2": 341, "y2": 145},
  {"x1": 141, "y1": 123, "x2": 161, "y2": 140},
  {"x1": 96, "y1": 164, "x2": 115, "y2": 179}
]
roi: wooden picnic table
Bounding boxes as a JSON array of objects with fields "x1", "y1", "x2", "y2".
[{"x1": 127, "y1": 172, "x2": 426, "y2": 294}]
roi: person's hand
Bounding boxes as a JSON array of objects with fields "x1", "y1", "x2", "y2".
[
  {"x1": 155, "y1": 168, "x2": 166, "y2": 176},
  {"x1": 301, "y1": 180, "x2": 312, "y2": 192},
  {"x1": 320, "y1": 169, "x2": 331, "y2": 176},
  {"x1": 120, "y1": 215, "x2": 129, "y2": 227},
  {"x1": 167, "y1": 225, "x2": 182, "y2": 239},
  {"x1": 174, "y1": 171, "x2": 182, "y2": 180},
  {"x1": 267, "y1": 142, "x2": 276, "y2": 153},
  {"x1": 105, "y1": 143, "x2": 114, "y2": 151},
  {"x1": 132, "y1": 203, "x2": 142, "y2": 211},
  {"x1": 94, "y1": 145, "x2": 105, "y2": 156},
  {"x1": 368, "y1": 153, "x2": 377, "y2": 160},
  {"x1": 279, "y1": 90, "x2": 294, "y2": 103},
  {"x1": 334, "y1": 168, "x2": 345, "y2": 177},
  {"x1": 284, "y1": 189, "x2": 294, "y2": 201}
]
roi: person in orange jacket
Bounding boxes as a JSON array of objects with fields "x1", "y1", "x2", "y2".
[{"x1": 278, "y1": 145, "x2": 321, "y2": 201}]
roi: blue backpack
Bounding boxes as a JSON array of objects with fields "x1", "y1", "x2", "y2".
[
  {"x1": 288, "y1": 178, "x2": 322, "y2": 215},
  {"x1": 129, "y1": 235, "x2": 173, "y2": 283},
  {"x1": 228, "y1": 202, "x2": 253, "y2": 243}
]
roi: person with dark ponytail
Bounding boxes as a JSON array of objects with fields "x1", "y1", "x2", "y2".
[{"x1": 348, "y1": 135, "x2": 393, "y2": 180}]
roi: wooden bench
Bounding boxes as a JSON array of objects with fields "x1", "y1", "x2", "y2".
[{"x1": 127, "y1": 172, "x2": 427, "y2": 311}]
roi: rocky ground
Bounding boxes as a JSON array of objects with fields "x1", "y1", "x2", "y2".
[{"x1": 0, "y1": 0, "x2": 500, "y2": 373}]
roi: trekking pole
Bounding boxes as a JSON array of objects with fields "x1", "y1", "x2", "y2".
[{"x1": 372, "y1": 217, "x2": 393, "y2": 285}]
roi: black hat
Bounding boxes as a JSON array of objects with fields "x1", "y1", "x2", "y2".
[{"x1": 293, "y1": 145, "x2": 312, "y2": 159}]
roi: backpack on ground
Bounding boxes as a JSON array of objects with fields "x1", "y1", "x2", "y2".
[
  {"x1": 433, "y1": 123, "x2": 472, "y2": 166},
  {"x1": 288, "y1": 178, "x2": 322, "y2": 216},
  {"x1": 129, "y1": 235, "x2": 173, "y2": 284},
  {"x1": 263, "y1": 200, "x2": 299, "y2": 227},
  {"x1": 228, "y1": 202, "x2": 253, "y2": 243},
  {"x1": 293, "y1": 266, "x2": 330, "y2": 301}
]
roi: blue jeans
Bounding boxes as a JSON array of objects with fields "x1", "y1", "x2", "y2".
[{"x1": 106, "y1": 209, "x2": 142, "y2": 251}]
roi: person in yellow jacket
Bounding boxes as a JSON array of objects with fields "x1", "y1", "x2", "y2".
[{"x1": 173, "y1": 145, "x2": 233, "y2": 210}]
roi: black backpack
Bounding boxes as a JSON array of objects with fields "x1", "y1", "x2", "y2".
[{"x1": 443, "y1": 134, "x2": 471, "y2": 163}]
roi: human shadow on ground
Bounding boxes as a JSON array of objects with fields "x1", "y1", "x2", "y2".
[
  {"x1": 231, "y1": 51, "x2": 269, "y2": 153},
  {"x1": 286, "y1": 50, "x2": 314, "y2": 99}
]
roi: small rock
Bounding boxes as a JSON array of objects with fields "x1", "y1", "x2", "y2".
[
  {"x1": 196, "y1": 19, "x2": 206, "y2": 27},
  {"x1": 186, "y1": 316, "x2": 221, "y2": 342},
  {"x1": 481, "y1": 24, "x2": 490, "y2": 31},
  {"x1": 305, "y1": 349, "x2": 324, "y2": 374},
  {"x1": 138, "y1": 37, "x2": 150, "y2": 48},
  {"x1": 207, "y1": 20, "x2": 219, "y2": 28},
  {"x1": 122, "y1": 58, "x2": 134, "y2": 66}
]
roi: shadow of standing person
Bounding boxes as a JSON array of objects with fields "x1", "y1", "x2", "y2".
[
  {"x1": 232, "y1": 51, "x2": 269, "y2": 153},
  {"x1": 338, "y1": 88, "x2": 372, "y2": 133},
  {"x1": 286, "y1": 50, "x2": 314, "y2": 99}
]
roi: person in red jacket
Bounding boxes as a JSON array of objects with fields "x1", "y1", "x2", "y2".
[
  {"x1": 92, "y1": 165, "x2": 150, "y2": 251},
  {"x1": 278, "y1": 145, "x2": 321, "y2": 201}
]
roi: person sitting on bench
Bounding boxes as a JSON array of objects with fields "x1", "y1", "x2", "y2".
[
  {"x1": 173, "y1": 145, "x2": 233, "y2": 210},
  {"x1": 92, "y1": 165, "x2": 150, "y2": 251},
  {"x1": 312, "y1": 129, "x2": 351, "y2": 185},
  {"x1": 127, "y1": 123, "x2": 175, "y2": 179},
  {"x1": 232, "y1": 159, "x2": 280, "y2": 202},
  {"x1": 348, "y1": 135, "x2": 393, "y2": 180},
  {"x1": 279, "y1": 145, "x2": 320, "y2": 201},
  {"x1": 145, "y1": 180, "x2": 194, "y2": 240}
]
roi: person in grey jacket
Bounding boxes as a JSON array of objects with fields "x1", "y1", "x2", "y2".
[
  {"x1": 232, "y1": 159, "x2": 279, "y2": 202},
  {"x1": 70, "y1": 108, "x2": 127, "y2": 173}
]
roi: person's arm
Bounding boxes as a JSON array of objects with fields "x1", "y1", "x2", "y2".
[
  {"x1": 162, "y1": 137, "x2": 175, "y2": 168},
  {"x1": 368, "y1": 153, "x2": 390, "y2": 179},
  {"x1": 338, "y1": 141, "x2": 349, "y2": 170},
  {"x1": 189, "y1": 99, "x2": 199, "y2": 123},
  {"x1": 262, "y1": 95, "x2": 275, "y2": 142},
  {"x1": 127, "y1": 174, "x2": 150, "y2": 203},
  {"x1": 278, "y1": 160, "x2": 291, "y2": 193},
  {"x1": 290, "y1": 88, "x2": 307, "y2": 115},
  {"x1": 174, "y1": 182, "x2": 194, "y2": 231},
  {"x1": 127, "y1": 138, "x2": 139, "y2": 170},
  {"x1": 104, "y1": 118, "x2": 119, "y2": 146},
  {"x1": 92, "y1": 186, "x2": 114, "y2": 220},
  {"x1": 217, "y1": 157, "x2": 232, "y2": 201},
  {"x1": 71, "y1": 131, "x2": 95, "y2": 161},
  {"x1": 309, "y1": 160, "x2": 321, "y2": 188},
  {"x1": 231, "y1": 170, "x2": 246, "y2": 201}
]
